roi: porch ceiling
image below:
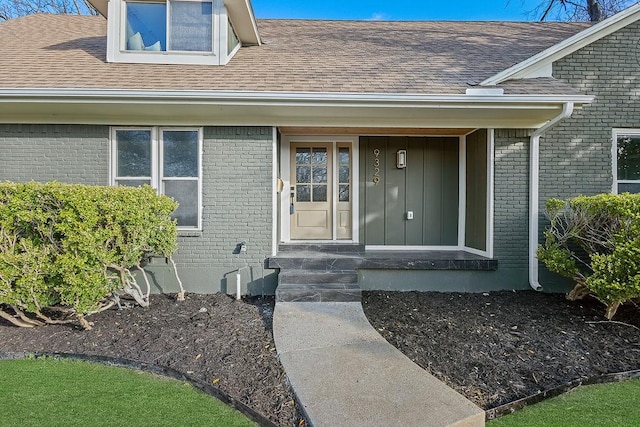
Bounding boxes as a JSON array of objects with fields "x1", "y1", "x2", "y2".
[{"x1": 278, "y1": 127, "x2": 475, "y2": 136}]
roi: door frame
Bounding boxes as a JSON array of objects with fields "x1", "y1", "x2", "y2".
[{"x1": 281, "y1": 135, "x2": 359, "y2": 243}]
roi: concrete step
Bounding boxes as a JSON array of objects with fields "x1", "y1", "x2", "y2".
[
  {"x1": 278, "y1": 271, "x2": 358, "y2": 285},
  {"x1": 276, "y1": 283, "x2": 361, "y2": 303},
  {"x1": 277, "y1": 270, "x2": 361, "y2": 302},
  {"x1": 268, "y1": 256, "x2": 362, "y2": 271}
]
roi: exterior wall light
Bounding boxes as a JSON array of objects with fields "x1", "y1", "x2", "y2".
[{"x1": 397, "y1": 149, "x2": 407, "y2": 169}]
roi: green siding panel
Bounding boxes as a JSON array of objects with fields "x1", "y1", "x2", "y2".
[
  {"x1": 406, "y1": 138, "x2": 426, "y2": 245},
  {"x1": 441, "y1": 138, "x2": 460, "y2": 245},
  {"x1": 465, "y1": 129, "x2": 488, "y2": 251},
  {"x1": 362, "y1": 136, "x2": 387, "y2": 245},
  {"x1": 360, "y1": 136, "x2": 458, "y2": 246},
  {"x1": 385, "y1": 137, "x2": 407, "y2": 245}
]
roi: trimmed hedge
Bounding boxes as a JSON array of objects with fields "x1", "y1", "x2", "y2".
[
  {"x1": 538, "y1": 193, "x2": 640, "y2": 319},
  {"x1": 0, "y1": 182, "x2": 180, "y2": 329}
]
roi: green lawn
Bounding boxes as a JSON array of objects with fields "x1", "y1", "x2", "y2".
[
  {"x1": 0, "y1": 358, "x2": 257, "y2": 427},
  {"x1": 489, "y1": 378, "x2": 640, "y2": 427}
]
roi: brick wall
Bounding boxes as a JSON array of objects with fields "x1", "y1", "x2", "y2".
[
  {"x1": 538, "y1": 20, "x2": 640, "y2": 288},
  {"x1": 493, "y1": 129, "x2": 531, "y2": 287},
  {"x1": 0, "y1": 124, "x2": 276, "y2": 295},
  {"x1": 542, "y1": 21, "x2": 640, "y2": 200},
  {"x1": 0, "y1": 124, "x2": 109, "y2": 184}
]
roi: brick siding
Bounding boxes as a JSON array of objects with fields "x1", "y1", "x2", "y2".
[{"x1": 0, "y1": 124, "x2": 276, "y2": 295}]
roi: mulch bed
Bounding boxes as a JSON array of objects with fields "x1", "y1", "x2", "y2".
[
  {"x1": 0, "y1": 294, "x2": 303, "y2": 427},
  {"x1": 2, "y1": 291, "x2": 640, "y2": 425},
  {"x1": 362, "y1": 290, "x2": 640, "y2": 410}
]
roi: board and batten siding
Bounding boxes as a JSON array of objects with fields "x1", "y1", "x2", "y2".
[
  {"x1": 0, "y1": 124, "x2": 277, "y2": 295},
  {"x1": 359, "y1": 136, "x2": 459, "y2": 246},
  {"x1": 465, "y1": 129, "x2": 488, "y2": 251}
]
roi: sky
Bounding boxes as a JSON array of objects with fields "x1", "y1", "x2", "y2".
[{"x1": 251, "y1": 0, "x2": 546, "y2": 21}]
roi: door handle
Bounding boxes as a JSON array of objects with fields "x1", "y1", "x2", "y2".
[{"x1": 290, "y1": 186, "x2": 295, "y2": 214}]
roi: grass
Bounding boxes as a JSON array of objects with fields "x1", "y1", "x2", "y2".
[
  {"x1": 0, "y1": 358, "x2": 257, "y2": 427},
  {"x1": 489, "y1": 378, "x2": 640, "y2": 427}
]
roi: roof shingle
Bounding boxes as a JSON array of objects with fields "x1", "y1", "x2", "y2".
[{"x1": 0, "y1": 14, "x2": 591, "y2": 94}]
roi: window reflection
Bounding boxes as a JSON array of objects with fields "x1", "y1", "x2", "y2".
[
  {"x1": 313, "y1": 185, "x2": 327, "y2": 202},
  {"x1": 296, "y1": 166, "x2": 311, "y2": 183},
  {"x1": 313, "y1": 167, "x2": 327, "y2": 183},
  {"x1": 312, "y1": 148, "x2": 327, "y2": 164},
  {"x1": 296, "y1": 148, "x2": 311, "y2": 164},
  {"x1": 296, "y1": 185, "x2": 311, "y2": 202},
  {"x1": 618, "y1": 135, "x2": 640, "y2": 181},
  {"x1": 339, "y1": 184, "x2": 349, "y2": 202}
]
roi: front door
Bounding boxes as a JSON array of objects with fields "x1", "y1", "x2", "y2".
[{"x1": 291, "y1": 143, "x2": 333, "y2": 239}]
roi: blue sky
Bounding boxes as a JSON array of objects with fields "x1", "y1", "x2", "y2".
[{"x1": 251, "y1": 0, "x2": 545, "y2": 21}]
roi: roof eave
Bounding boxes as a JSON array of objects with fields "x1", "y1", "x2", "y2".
[
  {"x1": 481, "y1": 3, "x2": 640, "y2": 86},
  {"x1": 0, "y1": 89, "x2": 594, "y2": 129},
  {"x1": 0, "y1": 88, "x2": 595, "y2": 105}
]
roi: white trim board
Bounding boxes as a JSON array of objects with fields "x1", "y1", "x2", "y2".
[{"x1": 481, "y1": 3, "x2": 640, "y2": 85}]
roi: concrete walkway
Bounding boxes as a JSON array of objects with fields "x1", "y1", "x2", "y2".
[{"x1": 274, "y1": 302, "x2": 485, "y2": 427}]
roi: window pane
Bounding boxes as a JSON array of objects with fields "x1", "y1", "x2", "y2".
[
  {"x1": 339, "y1": 166, "x2": 350, "y2": 183},
  {"x1": 339, "y1": 147, "x2": 350, "y2": 165},
  {"x1": 617, "y1": 135, "x2": 640, "y2": 180},
  {"x1": 296, "y1": 185, "x2": 310, "y2": 202},
  {"x1": 116, "y1": 179, "x2": 151, "y2": 187},
  {"x1": 126, "y1": 2, "x2": 166, "y2": 51},
  {"x1": 116, "y1": 130, "x2": 151, "y2": 177},
  {"x1": 312, "y1": 166, "x2": 327, "y2": 183},
  {"x1": 163, "y1": 130, "x2": 198, "y2": 177},
  {"x1": 227, "y1": 19, "x2": 239, "y2": 55},
  {"x1": 164, "y1": 180, "x2": 198, "y2": 227},
  {"x1": 296, "y1": 166, "x2": 311, "y2": 183},
  {"x1": 169, "y1": 1, "x2": 213, "y2": 52},
  {"x1": 312, "y1": 148, "x2": 327, "y2": 165},
  {"x1": 295, "y1": 148, "x2": 311, "y2": 165},
  {"x1": 339, "y1": 184, "x2": 350, "y2": 202},
  {"x1": 618, "y1": 182, "x2": 640, "y2": 194},
  {"x1": 313, "y1": 185, "x2": 327, "y2": 202}
]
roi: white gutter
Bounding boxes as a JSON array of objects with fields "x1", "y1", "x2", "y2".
[
  {"x1": 0, "y1": 88, "x2": 594, "y2": 107},
  {"x1": 529, "y1": 101, "x2": 574, "y2": 291}
]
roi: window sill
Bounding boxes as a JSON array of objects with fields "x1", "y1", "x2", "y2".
[
  {"x1": 108, "y1": 50, "x2": 222, "y2": 66},
  {"x1": 178, "y1": 230, "x2": 203, "y2": 238}
]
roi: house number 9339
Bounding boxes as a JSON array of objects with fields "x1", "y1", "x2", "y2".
[{"x1": 373, "y1": 148, "x2": 381, "y2": 185}]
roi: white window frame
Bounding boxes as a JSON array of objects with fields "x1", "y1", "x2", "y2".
[
  {"x1": 612, "y1": 128, "x2": 640, "y2": 194},
  {"x1": 107, "y1": 0, "x2": 239, "y2": 65},
  {"x1": 110, "y1": 126, "x2": 203, "y2": 231}
]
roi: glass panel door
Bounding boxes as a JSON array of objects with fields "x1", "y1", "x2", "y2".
[{"x1": 291, "y1": 144, "x2": 333, "y2": 240}]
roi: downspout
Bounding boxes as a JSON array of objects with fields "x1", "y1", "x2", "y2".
[{"x1": 529, "y1": 102, "x2": 574, "y2": 291}]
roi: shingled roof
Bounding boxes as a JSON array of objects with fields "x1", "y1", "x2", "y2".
[{"x1": 0, "y1": 14, "x2": 591, "y2": 95}]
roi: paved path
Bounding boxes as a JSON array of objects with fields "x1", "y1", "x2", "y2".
[{"x1": 274, "y1": 302, "x2": 485, "y2": 427}]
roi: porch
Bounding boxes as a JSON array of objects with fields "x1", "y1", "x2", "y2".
[{"x1": 268, "y1": 244, "x2": 498, "y2": 302}]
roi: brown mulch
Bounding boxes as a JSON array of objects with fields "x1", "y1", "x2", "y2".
[
  {"x1": 362, "y1": 290, "x2": 640, "y2": 409},
  {"x1": 0, "y1": 294, "x2": 303, "y2": 427},
  {"x1": 2, "y1": 290, "x2": 640, "y2": 424}
]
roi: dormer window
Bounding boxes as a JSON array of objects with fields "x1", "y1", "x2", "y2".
[
  {"x1": 105, "y1": 0, "x2": 252, "y2": 65},
  {"x1": 125, "y1": 1, "x2": 213, "y2": 53}
]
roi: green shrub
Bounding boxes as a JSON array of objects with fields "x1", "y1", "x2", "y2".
[
  {"x1": 0, "y1": 182, "x2": 182, "y2": 329},
  {"x1": 538, "y1": 193, "x2": 640, "y2": 319}
]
